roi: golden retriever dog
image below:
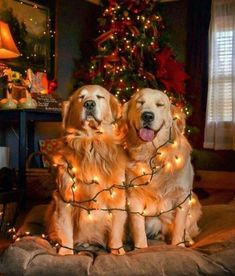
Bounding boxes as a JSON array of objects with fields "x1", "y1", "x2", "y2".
[
  {"x1": 122, "y1": 88, "x2": 201, "y2": 249},
  {"x1": 46, "y1": 85, "x2": 127, "y2": 255}
]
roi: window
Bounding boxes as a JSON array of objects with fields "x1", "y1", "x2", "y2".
[{"x1": 204, "y1": 0, "x2": 235, "y2": 150}]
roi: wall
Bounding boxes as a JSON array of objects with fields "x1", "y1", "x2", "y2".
[
  {"x1": 56, "y1": 0, "x2": 100, "y2": 99},
  {"x1": 159, "y1": 0, "x2": 188, "y2": 62}
]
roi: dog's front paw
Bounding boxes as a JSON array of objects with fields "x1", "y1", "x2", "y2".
[
  {"x1": 111, "y1": 248, "x2": 125, "y2": 255},
  {"x1": 177, "y1": 242, "x2": 186, "y2": 247},
  {"x1": 58, "y1": 247, "x2": 74, "y2": 255},
  {"x1": 134, "y1": 240, "x2": 148, "y2": 250}
]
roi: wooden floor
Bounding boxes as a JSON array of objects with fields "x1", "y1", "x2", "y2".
[{"x1": 195, "y1": 188, "x2": 235, "y2": 205}]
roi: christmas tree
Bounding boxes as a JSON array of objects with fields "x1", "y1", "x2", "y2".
[{"x1": 75, "y1": 0, "x2": 189, "y2": 109}]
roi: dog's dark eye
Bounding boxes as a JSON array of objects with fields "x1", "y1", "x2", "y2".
[
  {"x1": 156, "y1": 103, "x2": 164, "y2": 107},
  {"x1": 96, "y1": 95, "x2": 105, "y2": 99},
  {"x1": 137, "y1": 100, "x2": 145, "y2": 105},
  {"x1": 78, "y1": 95, "x2": 85, "y2": 100}
]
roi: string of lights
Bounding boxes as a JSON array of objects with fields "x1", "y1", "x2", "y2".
[{"x1": 7, "y1": 119, "x2": 195, "y2": 252}]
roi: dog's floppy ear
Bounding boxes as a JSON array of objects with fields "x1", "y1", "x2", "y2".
[
  {"x1": 121, "y1": 93, "x2": 138, "y2": 121},
  {"x1": 109, "y1": 94, "x2": 121, "y2": 121},
  {"x1": 171, "y1": 104, "x2": 186, "y2": 133},
  {"x1": 121, "y1": 101, "x2": 129, "y2": 120},
  {"x1": 62, "y1": 100, "x2": 70, "y2": 130}
]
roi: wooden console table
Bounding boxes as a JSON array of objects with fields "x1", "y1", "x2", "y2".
[{"x1": 0, "y1": 109, "x2": 62, "y2": 191}]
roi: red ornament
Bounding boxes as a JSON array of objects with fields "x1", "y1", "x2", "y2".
[
  {"x1": 155, "y1": 47, "x2": 189, "y2": 94},
  {"x1": 48, "y1": 79, "x2": 57, "y2": 94}
]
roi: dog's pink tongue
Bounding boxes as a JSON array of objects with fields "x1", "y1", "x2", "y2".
[{"x1": 139, "y1": 128, "x2": 155, "y2": 142}]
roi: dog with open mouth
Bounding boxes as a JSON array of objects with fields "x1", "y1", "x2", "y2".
[
  {"x1": 122, "y1": 88, "x2": 201, "y2": 249},
  {"x1": 46, "y1": 85, "x2": 127, "y2": 255}
]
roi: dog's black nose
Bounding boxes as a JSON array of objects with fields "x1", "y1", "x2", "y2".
[
  {"x1": 84, "y1": 100, "x2": 96, "y2": 110},
  {"x1": 141, "y1": 111, "x2": 155, "y2": 123}
]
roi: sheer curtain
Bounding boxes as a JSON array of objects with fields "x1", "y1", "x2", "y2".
[{"x1": 204, "y1": 0, "x2": 235, "y2": 150}]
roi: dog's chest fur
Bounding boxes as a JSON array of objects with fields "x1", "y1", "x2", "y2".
[
  {"x1": 126, "y1": 135, "x2": 193, "y2": 217},
  {"x1": 65, "y1": 135, "x2": 126, "y2": 201},
  {"x1": 60, "y1": 134, "x2": 126, "y2": 246}
]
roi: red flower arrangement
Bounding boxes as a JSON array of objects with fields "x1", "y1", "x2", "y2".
[{"x1": 155, "y1": 47, "x2": 189, "y2": 94}]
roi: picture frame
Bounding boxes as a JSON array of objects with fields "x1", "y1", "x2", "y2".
[{"x1": 0, "y1": 0, "x2": 55, "y2": 78}]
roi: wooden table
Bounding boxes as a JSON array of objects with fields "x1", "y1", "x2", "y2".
[{"x1": 0, "y1": 109, "x2": 61, "y2": 190}]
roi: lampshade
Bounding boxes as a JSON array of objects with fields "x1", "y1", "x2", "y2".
[{"x1": 0, "y1": 21, "x2": 20, "y2": 59}]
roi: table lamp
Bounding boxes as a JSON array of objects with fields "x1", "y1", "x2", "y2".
[
  {"x1": 0, "y1": 20, "x2": 20, "y2": 59},
  {"x1": 0, "y1": 21, "x2": 20, "y2": 109}
]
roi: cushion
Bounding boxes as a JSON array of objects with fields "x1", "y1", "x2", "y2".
[{"x1": 1, "y1": 204, "x2": 235, "y2": 275}]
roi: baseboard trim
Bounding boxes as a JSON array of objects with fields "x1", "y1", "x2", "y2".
[{"x1": 194, "y1": 170, "x2": 235, "y2": 190}]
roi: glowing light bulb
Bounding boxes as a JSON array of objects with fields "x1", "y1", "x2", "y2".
[
  {"x1": 92, "y1": 176, "x2": 99, "y2": 183},
  {"x1": 25, "y1": 231, "x2": 30, "y2": 235},
  {"x1": 158, "y1": 152, "x2": 164, "y2": 159},
  {"x1": 72, "y1": 167, "x2": 77, "y2": 173},
  {"x1": 110, "y1": 190, "x2": 116, "y2": 198},
  {"x1": 72, "y1": 185, "x2": 77, "y2": 192},
  {"x1": 8, "y1": 228, "x2": 15, "y2": 233},
  {"x1": 42, "y1": 234, "x2": 46, "y2": 239},
  {"x1": 175, "y1": 156, "x2": 181, "y2": 165},
  {"x1": 189, "y1": 197, "x2": 196, "y2": 206},
  {"x1": 88, "y1": 212, "x2": 93, "y2": 220},
  {"x1": 172, "y1": 141, "x2": 178, "y2": 148},
  {"x1": 188, "y1": 240, "x2": 194, "y2": 246},
  {"x1": 165, "y1": 162, "x2": 172, "y2": 170},
  {"x1": 174, "y1": 114, "x2": 180, "y2": 120},
  {"x1": 142, "y1": 209, "x2": 147, "y2": 216},
  {"x1": 141, "y1": 168, "x2": 146, "y2": 175},
  {"x1": 70, "y1": 177, "x2": 75, "y2": 183}
]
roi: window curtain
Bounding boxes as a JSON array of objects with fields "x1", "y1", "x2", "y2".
[
  {"x1": 185, "y1": 0, "x2": 211, "y2": 148},
  {"x1": 204, "y1": 0, "x2": 235, "y2": 150}
]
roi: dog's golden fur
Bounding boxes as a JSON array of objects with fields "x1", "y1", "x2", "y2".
[
  {"x1": 122, "y1": 88, "x2": 201, "y2": 248},
  {"x1": 46, "y1": 85, "x2": 127, "y2": 255}
]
